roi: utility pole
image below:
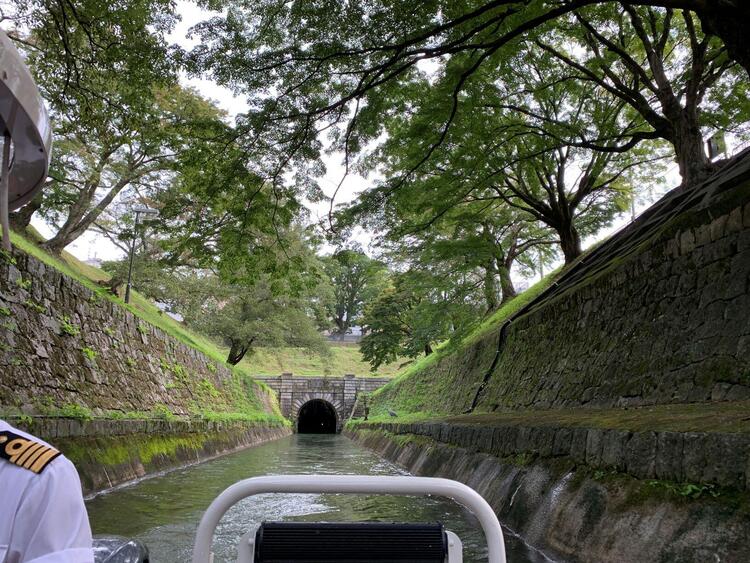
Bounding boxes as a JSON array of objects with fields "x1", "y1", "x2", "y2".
[{"x1": 124, "y1": 206, "x2": 158, "y2": 304}]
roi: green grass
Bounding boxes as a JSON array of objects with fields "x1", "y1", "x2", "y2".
[
  {"x1": 443, "y1": 401, "x2": 750, "y2": 434},
  {"x1": 366, "y1": 269, "x2": 565, "y2": 418},
  {"x1": 8, "y1": 228, "x2": 394, "y2": 386},
  {"x1": 352, "y1": 401, "x2": 750, "y2": 435},
  {"x1": 234, "y1": 343, "x2": 401, "y2": 377}
]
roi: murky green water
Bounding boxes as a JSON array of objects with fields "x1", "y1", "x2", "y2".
[{"x1": 86, "y1": 434, "x2": 552, "y2": 562}]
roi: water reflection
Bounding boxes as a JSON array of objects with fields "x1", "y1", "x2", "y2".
[{"x1": 86, "y1": 434, "x2": 553, "y2": 562}]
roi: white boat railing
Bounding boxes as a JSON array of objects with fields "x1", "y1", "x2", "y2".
[{"x1": 192, "y1": 474, "x2": 507, "y2": 563}]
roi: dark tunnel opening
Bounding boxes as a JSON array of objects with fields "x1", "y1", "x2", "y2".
[{"x1": 297, "y1": 399, "x2": 338, "y2": 433}]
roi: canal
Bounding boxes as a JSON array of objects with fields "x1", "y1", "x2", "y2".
[{"x1": 86, "y1": 434, "x2": 553, "y2": 562}]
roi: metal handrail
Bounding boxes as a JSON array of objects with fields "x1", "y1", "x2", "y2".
[{"x1": 191, "y1": 474, "x2": 507, "y2": 563}]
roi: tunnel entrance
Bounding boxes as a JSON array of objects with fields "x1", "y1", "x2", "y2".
[{"x1": 297, "y1": 399, "x2": 338, "y2": 433}]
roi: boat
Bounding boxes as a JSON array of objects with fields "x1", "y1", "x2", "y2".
[{"x1": 95, "y1": 474, "x2": 507, "y2": 563}]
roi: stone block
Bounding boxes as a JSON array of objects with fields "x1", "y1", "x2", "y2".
[
  {"x1": 655, "y1": 432, "x2": 684, "y2": 482},
  {"x1": 726, "y1": 207, "x2": 743, "y2": 233},
  {"x1": 680, "y1": 230, "x2": 696, "y2": 254},
  {"x1": 709, "y1": 215, "x2": 728, "y2": 242},
  {"x1": 585, "y1": 429, "x2": 605, "y2": 468},
  {"x1": 600, "y1": 430, "x2": 631, "y2": 471},
  {"x1": 682, "y1": 433, "x2": 750, "y2": 489},
  {"x1": 552, "y1": 428, "x2": 573, "y2": 457}
]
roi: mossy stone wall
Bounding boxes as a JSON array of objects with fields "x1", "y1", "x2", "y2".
[
  {"x1": 372, "y1": 170, "x2": 750, "y2": 416},
  {"x1": 0, "y1": 250, "x2": 276, "y2": 417},
  {"x1": 10, "y1": 417, "x2": 291, "y2": 494},
  {"x1": 347, "y1": 427, "x2": 750, "y2": 563},
  {"x1": 479, "y1": 187, "x2": 750, "y2": 411}
]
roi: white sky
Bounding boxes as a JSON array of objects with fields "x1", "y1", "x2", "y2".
[{"x1": 29, "y1": 1, "x2": 747, "y2": 284}]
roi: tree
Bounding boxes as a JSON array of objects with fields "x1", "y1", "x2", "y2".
[
  {"x1": 3, "y1": 0, "x2": 177, "y2": 117},
  {"x1": 360, "y1": 270, "x2": 481, "y2": 370},
  {"x1": 33, "y1": 86, "x2": 224, "y2": 253},
  {"x1": 186, "y1": 276, "x2": 329, "y2": 365},
  {"x1": 321, "y1": 249, "x2": 388, "y2": 337},
  {"x1": 185, "y1": 0, "x2": 749, "y2": 199},
  {"x1": 535, "y1": 4, "x2": 750, "y2": 186},
  {"x1": 345, "y1": 47, "x2": 658, "y2": 264}
]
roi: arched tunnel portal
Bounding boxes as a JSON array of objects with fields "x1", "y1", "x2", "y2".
[{"x1": 297, "y1": 399, "x2": 339, "y2": 434}]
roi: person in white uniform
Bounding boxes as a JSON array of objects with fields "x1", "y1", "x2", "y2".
[{"x1": 0, "y1": 419, "x2": 94, "y2": 563}]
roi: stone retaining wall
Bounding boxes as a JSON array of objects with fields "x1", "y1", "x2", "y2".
[
  {"x1": 347, "y1": 427, "x2": 750, "y2": 563},
  {"x1": 359, "y1": 421, "x2": 750, "y2": 491},
  {"x1": 0, "y1": 249, "x2": 276, "y2": 417},
  {"x1": 481, "y1": 183, "x2": 750, "y2": 410},
  {"x1": 9, "y1": 417, "x2": 291, "y2": 494}
]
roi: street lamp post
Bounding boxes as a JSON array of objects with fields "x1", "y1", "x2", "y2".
[{"x1": 124, "y1": 206, "x2": 158, "y2": 304}]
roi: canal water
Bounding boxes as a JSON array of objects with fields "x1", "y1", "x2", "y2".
[{"x1": 86, "y1": 434, "x2": 552, "y2": 562}]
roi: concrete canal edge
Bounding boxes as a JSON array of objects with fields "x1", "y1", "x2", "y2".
[
  {"x1": 10, "y1": 417, "x2": 292, "y2": 495},
  {"x1": 346, "y1": 425, "x2": 750, "y2": 563}
]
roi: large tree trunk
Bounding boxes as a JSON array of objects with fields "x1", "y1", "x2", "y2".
[
  {"x1": 227, "y1": 339, "x2": 251, "y2": 365},
  {"x1": 482, "y1": 261, "x2": 499, "y2": 312},
  {"x1": 498, "y1": 264, "x2": 516, "y2": 305},
  {"x1": 668, "y1": 106, "x2": 716, "y2": 188},
  {"x1": 42, "y1": 169, "x2": 135, "y2": 254},
  {"x1": 558, "y1": 223, "x2": 582, "y2": 264},
  {"x1": 694, "y1": 3, "x2": 750, "y2": 81},
  {"x1": 9, "y1": 193, "x2": 43, "y2": 230}
]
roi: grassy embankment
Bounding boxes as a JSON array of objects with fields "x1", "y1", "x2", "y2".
[
  {"x1": 235, "y1": 343, "x2": 402, "y2": 377},
  {"x1": 12, "y1": 229, "x2": 395, "y2": 378},
  {"x1": 7, "y1": 229, "x2": 288, "y2": 424},
  {"x1": 357, "y1": 270, "x2": 561, "y2": 424},
  {"x1": 353, "y1": 263, "x2": 750, "y2": 435}
]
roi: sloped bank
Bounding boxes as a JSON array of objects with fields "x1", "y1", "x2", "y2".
[
  {"x1": 11, "y1": 417, "x2": 291, "y2": 495},
  {"x1": 370, "y1": 156, "x2": 750, "y2": 418},
  {"x1": 347, "y1": 426, "x2": 750, "y2": 563}
]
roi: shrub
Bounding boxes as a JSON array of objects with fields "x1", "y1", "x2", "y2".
[
  {"x1": 58, "y1": 315, "x2": 80, "y2": 337},
  {"x1": 58, "y1": 403, "x2": 93, "y2": 422},
  {"x1": 81, "y1": 347, "x2": 98, "y2": 361}
]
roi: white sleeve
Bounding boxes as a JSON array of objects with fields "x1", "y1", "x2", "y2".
[{"x1": 9, "y1": 456, "x2": 94, "y2": 563}]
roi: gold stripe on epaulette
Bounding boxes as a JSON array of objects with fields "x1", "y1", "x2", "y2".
[
  {"x1": 1, "y1": 431, "x2": 61, "y2": 473},
  {"x1": 29, "y1": 447, "x2": 60, "y2": 473}
]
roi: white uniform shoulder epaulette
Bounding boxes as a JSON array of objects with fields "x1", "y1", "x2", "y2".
[{"x1": 0, "y1": 428, "x2": 61, "y2": 473}]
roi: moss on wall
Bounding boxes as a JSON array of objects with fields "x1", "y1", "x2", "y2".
[
  {"x1": 367, "y1": 174, "x2": 750, "y2": 418},
  {"x1": 54, "y1": 423, "x2": 292, "y2": 494}
]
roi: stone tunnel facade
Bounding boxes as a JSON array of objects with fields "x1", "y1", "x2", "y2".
[{"x1": 255, "y1": 374, "x2": 390, "y2": 432}]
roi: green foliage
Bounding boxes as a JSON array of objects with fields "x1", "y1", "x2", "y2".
[
  {"x1": 24, "y1": 299, "x2": 47, "y2": 314},
  {"x1": 16, "y1": 277, "x2": 32, "y2": 290},
  {"x1": 360, "y1": 271, "x2": 476, "y2": 370},
  {"x1": 182, "y1": 270, "x2": 330, "y2": 366},
  {"x1": 137, "y1": 323, "x2": 149, "y2": 335},
  {"x1": 80, "y1": 346, "x2": 98, "y2": 361},
  {"x1": 152, "y1": 404, "x2": 176, "y2": 421},
  {"x1": 103, "y1": 327, "x2": 116, "y2": 337},
  {"x1": 321, "y1": 248, "x2": 388, "y2": 336},
  {"x1": 57, "y1": 403, "x2": 93, "y2": 422},
  {"x1": 367, "y1": 270, "x2": 560, "y2": 417},
  {"x1": 0, "y1": 248, "x2": 17, "y2": 265},
  {"x1": 125, "y1": 357, "x2": 137, "y2": 368},
  {"x1": 646, "y1": 481, "x2": 721, "y2": 500},
  {"x1": 0, "y1": 306, "x2": 11, "y2": 316},
  {"x1": 197, "y1": 379, "x2": 221, "y2": 401},
  {"x1": 58, "y1": 315, "x2": 80, "y2": 337}
]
